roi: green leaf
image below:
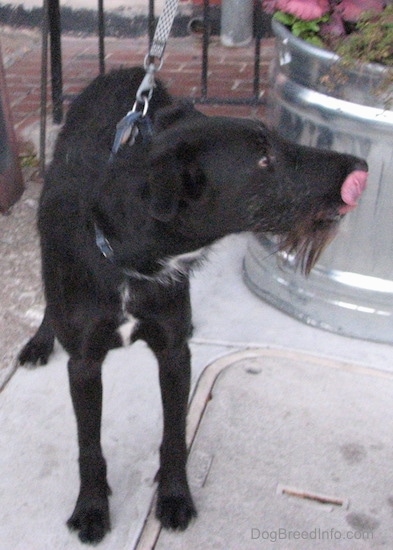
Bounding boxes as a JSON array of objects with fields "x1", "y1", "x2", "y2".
[
  {"x1": 292, "y1": 21, "x2": 307, "y2": 34},
  {"x1": 305, "y1": 35, "x2": 325, "y2": 47},
  {"x1": 307, "y1": 21, "x2": 321, "y2": 32},
  {"x1": 273, "y1": 11, "x2": 296, "y2": 26}
]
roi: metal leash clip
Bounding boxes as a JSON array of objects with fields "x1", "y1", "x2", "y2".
[
  {"x1": 110, "y1": 110, "x2": 143, "y2": 158},
  {"x1": 136, "y1": 62, "x2": 157, "y2": 105}
]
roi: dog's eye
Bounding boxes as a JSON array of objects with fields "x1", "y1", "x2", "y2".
[{"x1": 258, "y1": 156, "x2": 273, "y2": 169}]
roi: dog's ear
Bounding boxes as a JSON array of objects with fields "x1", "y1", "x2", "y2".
[
  {"x1": 148, "y1": 139, "x2": 207, "y2": 222},
  {"x1": 148, "y1": 105, "x2": 208, "y2": 222},
  {"x1": 148, "y1": 151, "x2": 184, "y2": 222}
]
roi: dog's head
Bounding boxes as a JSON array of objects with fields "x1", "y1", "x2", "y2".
[{"x1": 148, "y1": 108, "x2": 367, "y2": 274}]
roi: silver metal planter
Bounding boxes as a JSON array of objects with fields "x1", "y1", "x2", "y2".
[{"x1": 244, "y1": 20, "x2": 393, "y2": 343}]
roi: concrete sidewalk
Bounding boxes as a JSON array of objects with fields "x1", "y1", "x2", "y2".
[{"x1": 1, "y1": 342, "x2": 393, "y2": 549}]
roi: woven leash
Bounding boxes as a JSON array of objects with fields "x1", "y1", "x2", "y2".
[
  {"x1": 110, "y1": 0, "x2": 179, "y2": 158},
  {"x1": 149, "y1": 0, "x2": 180, "y2": 60},
  {"x1": 137, "y1": 0, "x2": 180, "y2": 103}
]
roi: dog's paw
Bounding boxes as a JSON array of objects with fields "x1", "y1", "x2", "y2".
[
  {"x1": 156, "y1": 492, "x2": 197, "y2": 531},
  {"x1": 18, "y1": 339, "x2": 53, "y2": 367},
  {"x1": 67, "y1": 498, "x2": 110, "y2": 545}
]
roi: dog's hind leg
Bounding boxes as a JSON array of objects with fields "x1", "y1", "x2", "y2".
[{"x1": 18, "y1": 307, "x2": 55, "y2": 366}]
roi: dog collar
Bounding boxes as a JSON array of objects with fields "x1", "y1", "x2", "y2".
[
  {"x1": 94, "y1": 223, "x2": 156, "y2": 281},
  {"x1": 96, "y1": 111, "x2": 154, "y2": 268},
  {"x1": 94, "y1": 223, "x2": 115, "y2": 261},
  {"x1": 94, "y1": 223, "x2": 149, "y2": 280}
]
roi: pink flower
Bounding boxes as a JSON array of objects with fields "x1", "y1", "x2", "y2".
[
  {"x1": 336, "y1": 0, "x2": 385, "y2": 22},
  {"x1": 274, "y1": 0, "x2": 330, "y2": 20},
  {"x1": 262, "y1": 0, "x2": 279, "y2": 14}
]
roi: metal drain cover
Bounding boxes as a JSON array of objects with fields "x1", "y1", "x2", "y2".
[{"x1": 139, "y1": 350, "x2": 393, "y2": 549}]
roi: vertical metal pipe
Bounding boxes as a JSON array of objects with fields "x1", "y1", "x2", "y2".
[
  {"x1": 148, "y1": 0, "x2": 155, "y2": 50},
  {"x1": 221, "y1": 0, "x2": 253, "y2": 47},
  {"x1": 48, "y1": 0, "x2": 63, "y2": 124},
  {"x1": 39, "y1": 0, "x2": 49, "y2": 174},
  {"x1": 98, "y1": 0, "x2": 105, "y2": 75},
  {"x1": 252, "y1": 0, "x2": 262, "y2": 102},
  {"x1": 253, "y1": 37, "x2": 260, "y2": 101},
  {"x1": 201, "y1": 0, "x2": 209, "y2": 99}
]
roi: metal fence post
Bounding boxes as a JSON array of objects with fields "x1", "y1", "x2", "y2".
[{"x1": 221, "y1": 0, "x2": 253, "y2": 46}]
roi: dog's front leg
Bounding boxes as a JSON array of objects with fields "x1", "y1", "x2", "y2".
[
  {"x1": 67, "y1": 357, "x2": 111, "y2": 544},
  {"x1": 155, "y1": 343, "x2": 197, "y2": 530}
]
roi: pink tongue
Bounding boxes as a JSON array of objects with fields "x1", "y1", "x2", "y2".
[{"x1": 339, "y1": 170, "x2": 368, "y2": 214}]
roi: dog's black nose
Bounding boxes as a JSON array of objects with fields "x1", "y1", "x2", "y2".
[{"x1": 354, "y1": 159, "x2": 369, "y2": 173}]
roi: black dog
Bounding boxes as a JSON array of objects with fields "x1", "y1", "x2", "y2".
[{"x1": 19, "y1": 67, "x2": 367, "y2": 544}]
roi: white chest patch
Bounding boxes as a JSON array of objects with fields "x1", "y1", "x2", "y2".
[
  {"x1": 158, "y1": 247, "x2": 207, "y2": 283},
  {"x1": 117, "y1": 283, "x2": 138, "y2": 346},
  {"x1": 115, "y1": 247, "x2": 207, "y2": 345},
  {"x1": 163, "y1": 248, "x2": 205, "y2": 272},
  {"x1": 117, "y1": 317, "x2": 138, "y2": 346},
  {"x1": 121, "y1": 247, "x2": 208, "y2": 284}
]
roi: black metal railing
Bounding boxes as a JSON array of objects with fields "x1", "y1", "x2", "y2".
[
  {"x1": 195, "y1": 0, "x2": 267, "y2": 105},
  {"x1": 45, "y1": 0, "x2": 269, "y2": 126}
]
